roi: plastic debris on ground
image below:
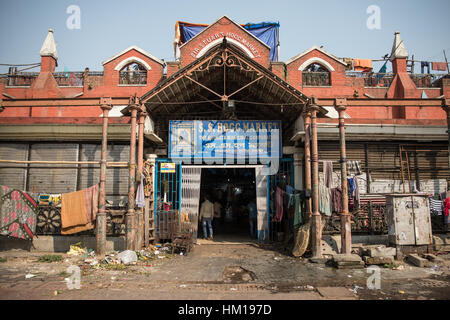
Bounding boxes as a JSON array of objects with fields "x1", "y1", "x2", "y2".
[
  {"x1": 117, "y1": 250, "x2": 138, "y2": 265},
  {"x1": 66, "y1": 242, "x2": 87, "y2": 256},
  {"x1": 306, "y1": 285, "x2": 314, "y2": 290},
  {"x1": 352, "y1": 285, "x2": 364, "y2": 294},
  {"x1": 25, "y1": 273, "x2": 36, "y2": 279}
]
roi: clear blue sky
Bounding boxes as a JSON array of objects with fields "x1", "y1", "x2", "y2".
[{"x1": 0, "y1": 0, "x2": 449, "y2": 74}]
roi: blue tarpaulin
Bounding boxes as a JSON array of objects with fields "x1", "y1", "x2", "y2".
[{"x1": 177, "y1": 21, "x2": 280, "y2": 61}]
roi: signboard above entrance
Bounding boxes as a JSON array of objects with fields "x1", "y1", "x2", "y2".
[{"x1": 169, "y1": 120, "x2": 281, "y2": 164}]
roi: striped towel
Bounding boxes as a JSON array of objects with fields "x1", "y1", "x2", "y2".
[{"x1": 429, "y1": 198, "x2": 443, "y2": 215}]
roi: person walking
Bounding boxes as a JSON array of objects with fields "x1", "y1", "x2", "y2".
[
  {"x1": 248, "y1": 200, "x2": 257, "y2": 239},
  {"x1": 199, "y1": 194, "x2": 214, "y2": 240},
  {"x1": 213, "y1": 199, "x2": 222, "y2": 235}
]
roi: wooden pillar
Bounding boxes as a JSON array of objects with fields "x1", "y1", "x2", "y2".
[
  {"x1": 302, "y1": 110, "x2": 312, "y2": 218},
  {"x1": 136, "y1": 107, "x2": 147, "y2": 250},
  {"x1": 308, "y1": 98, "x2": 322, "y2": 258},
  {"x1": 126, "y1": 98, "x2": 139, "y2": 251},
  {"x1": 96, "y1": 98, "x2": 112, "y2": 256},
  {"x1": 335, "y1": 98, "x2": 352, "y2": 254},
  {"x1": 443, "y1": 99, "x2": 450, "y2": 184}
]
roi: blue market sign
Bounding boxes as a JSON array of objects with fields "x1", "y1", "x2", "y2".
[{"x1": 169, "y1": 120, "x2": 281, "y2": 162}]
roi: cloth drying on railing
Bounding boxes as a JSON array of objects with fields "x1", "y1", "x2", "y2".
[
  {"x1": 353, "y1": 59, "x2": 373, "y2": 71},
  {"x1": 0, "y1": 186, "x2": 39, "y2": 240},
  {"x1": 421, "y1": 61, "x2": 430, "y2": 74},
  {"x1": 331, "y1": 187, "x2": 343, "y2": 214},
  {"x1": 61, "y1": 184, "x2": 98, "y2": 235},
  {"x1": 431, "y1": 62, "x2": 447, "y2": 71}
]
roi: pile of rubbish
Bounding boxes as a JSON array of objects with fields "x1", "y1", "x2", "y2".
[{"x1": 67, "y1": 242, "x2": 177, "y2": 269}]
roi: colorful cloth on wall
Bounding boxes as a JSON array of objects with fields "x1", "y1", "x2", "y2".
[
  {"x1": 61, "y1": 184, "x2": 98, "y2": 235},
  {"x1": 0, "y1": 186, "x2": 39, "y2": 240}
]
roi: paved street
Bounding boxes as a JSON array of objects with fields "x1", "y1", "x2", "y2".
[{"x1": 0, "y1": 242, "x2": 449, "y2": 300}]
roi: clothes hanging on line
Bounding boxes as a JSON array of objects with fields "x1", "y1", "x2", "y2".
[
  {"x1": 61, "y1": 184, "x2": 98, "y2": 235},
  {"x1": 274, "y1": 187, "x2": 284, "y2": 222},
  {"x1": 285, "y1": 185, "x2": 295, "y2": 209},
  {"x1": 429, "y1": 198, "x2": 444, "y2": 216},
  {"x1": 421, "y1": 61, "x2": 430, "y2": 74},
  {"x1": 293, "y1": 193, "x2": 303, "y2": 227},
  {"x1": 0, "y1": 185, "x2": 39, "y2": 240},
  {"x1": 347, "y1": 177, "x2": 355, "y2": 194},
  {"x1": 319, "y1": 183, "x2": 332, "y2": 216},
  {"x1": 135, "y1": 173, "x2": 145, "y2": 208},
  {"x1": 353, "y1": 177, "x2": 360, "y2": 208},
  {"x1": 431, "y1": 62, "x2": 447, "y2": 71},
  {"x1": 323, "y1": 160, "x2": 333, "y2": 188},
  {"x1": 331, "y1": 187, "x2": 343, "y2": 214},
  {"x1": 444, "y1": 198, "x2": 449, "y2": 218},
  {"x1": 347, "y1": 160, "x2": 362, "y2": 175},
  {"x1": 353, "y1": 59, "x2": 373, "y2": 71}
]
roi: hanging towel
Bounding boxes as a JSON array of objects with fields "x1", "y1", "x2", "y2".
[
  {"x1": 135, "y1": 174, "x2": 145, "y2": 208},
  {"x1": 286, "y1": 185, "x2": 295, "y2": 208},
  {"x1": 429, "y1": 198, "x2": 444, "y2": 216},
  {"x1": 274, "y1": 187, "x2": 284, "y2": 222},
  {"x1": 347, "y1": 177, "x2": 355, "y2": 194},
  {"x1": 431, "y1": 62, "x2": 447, "y2": 71},
  {"x1": 61, "y1": 185, "x2": 98, "y2": 235},
  {"x1": 0, "y1": 186, "x2": 39, "y2": 240},
  {"x1": 293, "y1": 193, "x2": 303, "y2": 227},
  {"x1": 353, "y1": 59, "x2": 373, "y2": 71},
  {"x1": 353, "y1": 177, "x2": 360, "y2": 208},
  {"x1": 323, "y1": 160, "x2": 333, "y2": 188},
  {"x1": 331, "y1": 187, "x2": 343, "y2": 214},
  {"x1": 319, "y1": 184, "x2": 332, "y2": 216}
]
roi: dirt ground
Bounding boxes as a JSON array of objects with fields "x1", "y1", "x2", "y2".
[{"x1": 0, "y1": 241, "x2": 449, "y2": 301}]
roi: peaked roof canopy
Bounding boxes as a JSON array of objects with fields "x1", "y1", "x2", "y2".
[{"x1": 141, "y1": 39, "x2": 319, "y2": 142}]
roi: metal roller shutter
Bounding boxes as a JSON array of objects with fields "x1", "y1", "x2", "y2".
[
  {"x1": 78, "y1": 144, "x2": 130, "y2": 196},
  {"x1": 28, "y1": 143, "x2": 79, "y2": 193},
  {"x1": 0, "y1": 143, "x2": 28, "y2": 190}
]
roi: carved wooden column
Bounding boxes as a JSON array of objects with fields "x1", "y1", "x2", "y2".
[
  {"x1": 308, "y1": 98, "x2": 322, "y2": 258},
  {"x1": 126, "y1": 98, "x2": 139, "y2": 250},
  {"x1": 136, "y1": 106, "x2": 147, "y2": 249},
  {"x1": 96, "y1": 98, "x2": 112, "y2": 256},
  {"x1": 335, "y1": 98, "x2": 352, "y2": 254},
  {"x1": 302, "y1": 110, "x2": 312, "y2": 218}
]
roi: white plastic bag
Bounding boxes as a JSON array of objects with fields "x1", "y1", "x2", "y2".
[{"x1": 117, "y1": 250, "x2": 138, "y2": 265}]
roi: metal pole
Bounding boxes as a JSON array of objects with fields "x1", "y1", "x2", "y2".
[
  {"x1": 335, "y1": 98, "x2": 351, "y2": 255},
  {"x1": 126, "y1": 98, "x2": 139, "y2": 251},
  {"x1": 302, "y1": 110, "x2": 312, "y2": 218},
  {"x1": 136, "y1": 107, "x2": 147, "y2": 250},
  {"x1": 96, "y1": 98, "x2": 112, "y2": 256},
  {"x1": 308, "y1": 98, "x2": 322, "y2": 258}
]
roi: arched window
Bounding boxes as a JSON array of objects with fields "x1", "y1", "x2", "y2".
[
  {"x1": 302, "y1": 63, "x2": 331, "y2": 86},
  {"x1": 119, "y1": 62, "x2": 147, "y2": 85}
]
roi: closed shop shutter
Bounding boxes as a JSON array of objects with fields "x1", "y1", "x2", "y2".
[
  {"x1": 318, "y1": 141, "x2": 448, "y2": 181},
  {"x1": 78, "y1": 144, "x2": 130, "y2": 196},
  {"x1": 0, "y1": 143, "x2": 28, "y2": 190},
  {"x1": 28, "y1": 143, "x2": 78, "y2": 193}
]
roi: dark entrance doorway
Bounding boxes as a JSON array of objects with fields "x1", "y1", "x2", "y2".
[{"x1": 199, "y1": 168, "x2": 256, "y2": 242}]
